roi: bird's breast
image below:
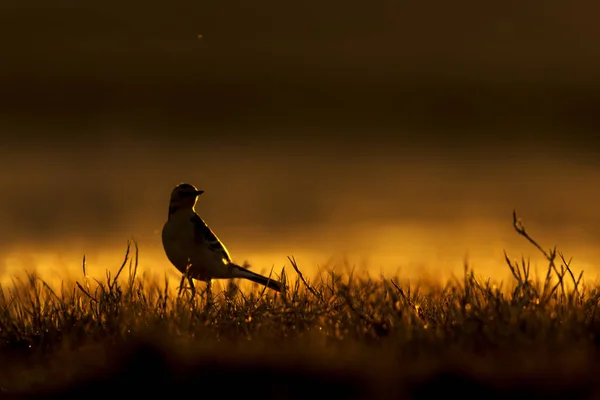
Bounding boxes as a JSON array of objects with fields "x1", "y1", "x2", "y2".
[{"x1": 161, "y1": 218, "x2": 195, "y2": 271}]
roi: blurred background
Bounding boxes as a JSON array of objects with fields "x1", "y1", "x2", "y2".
[{"x1": 1, "y1": 0, "x2": 599, "y2": 285}]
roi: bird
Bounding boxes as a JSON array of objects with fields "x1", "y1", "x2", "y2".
[{"x1": 161, "y1": 182, "x2": 283, "y2": 301}]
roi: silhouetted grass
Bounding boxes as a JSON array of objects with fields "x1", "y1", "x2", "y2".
[{"x1": 1, "y1": 211, "x2": 600, "y2": 399}]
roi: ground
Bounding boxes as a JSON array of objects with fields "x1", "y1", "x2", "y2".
[{"x1": 1, "y1": 216, "x2": 599, "y2": 399}]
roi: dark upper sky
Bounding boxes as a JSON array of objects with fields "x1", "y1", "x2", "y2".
[
  {"x1": 2, "y1": 0, "x2": 599, "y2": 137},
  {"x1": 1, "y1": 0, "x2": 599, "y2": 280}
]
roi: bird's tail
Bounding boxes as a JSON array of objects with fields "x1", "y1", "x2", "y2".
[{"x1": 231, "y1": 264, "x2": 283, "y2": 292}]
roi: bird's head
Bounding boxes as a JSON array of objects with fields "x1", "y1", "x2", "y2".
[{"x1": 168, "y1": 182, "x2": 204, "y2": 217}]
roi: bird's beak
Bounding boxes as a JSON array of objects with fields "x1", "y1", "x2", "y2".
[{"x1": 194, "y1": 190, "x2": 205, "y2": 196}]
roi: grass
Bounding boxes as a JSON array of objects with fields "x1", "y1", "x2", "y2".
[{"x1": 1, "y1": 211, "x2": 600, "y2": 399}]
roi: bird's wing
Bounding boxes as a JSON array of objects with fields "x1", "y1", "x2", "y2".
[{"x1": 190, "y1": 214, "x2": 232, "y2": 263}]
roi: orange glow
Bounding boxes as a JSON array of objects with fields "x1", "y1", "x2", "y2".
[{"x1": 2, "y1": 213, "x2": 599, "y2": 292}]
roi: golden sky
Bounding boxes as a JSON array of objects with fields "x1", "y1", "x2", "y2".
[{"x1": 0, "y1": 0, "x2": 599, "y2": 285}]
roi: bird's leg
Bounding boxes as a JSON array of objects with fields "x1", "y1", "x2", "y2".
[
  {"x1": 205, "y1": 279, "x2": 213, "y2": 308},
  {"x1": 182, "y1": 261, "x2": 194, "y2": 299},
  {"x1": 188, "y1": 276, "x2": 196, "y2": 299}
]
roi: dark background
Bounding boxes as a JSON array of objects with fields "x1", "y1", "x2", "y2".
[{"x1": 1, "y1": 0, "x2": 599, "y2": 280}]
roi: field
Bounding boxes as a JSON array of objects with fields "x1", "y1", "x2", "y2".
[{"x1": 1, "y1": 212, "x2": 599, "y2": 399}]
